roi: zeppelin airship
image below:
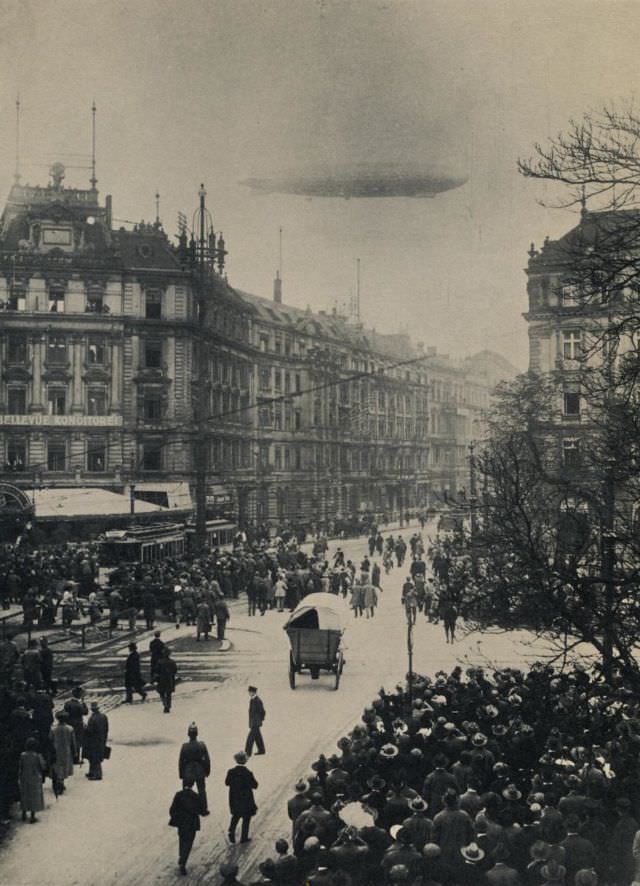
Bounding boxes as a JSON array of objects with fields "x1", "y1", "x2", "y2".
[{"x1": 241, "y1": 161, "x2": 468, "y2": 199}]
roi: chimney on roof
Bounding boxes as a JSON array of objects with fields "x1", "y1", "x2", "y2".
[{"x1": 273, "y1": 270, "x2": 282, "y2": 304}]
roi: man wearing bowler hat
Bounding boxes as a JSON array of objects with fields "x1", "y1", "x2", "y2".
[{"x1": 245, "y1": 685, "x2": 266, "y2": 757}]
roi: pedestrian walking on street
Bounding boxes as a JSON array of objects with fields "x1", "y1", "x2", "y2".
[
  {"x1": 195, "y1": 600, "x2": 212, "y2": 642},
  {"x1": 156, "y1": 648, "x2": 178, "y2": 713},
  {"x1": 225, "y1": 750, "x2": 258, "y2": 844},
  {"x1": 178, "y1": 722, "x2": 211, "y2": 815},
  {"x1": 141, "y1": 578, "x2": 156, "y2": 630},
  {"x1": 84, "y1": 701, "x2": 109, "y2": 780},
  {"x1": 442, "y1": 600, "x2": 459, "y2": 644},
  {"x1": 124, "y1": 642, "x2": 147, "y2": 703},
  {"x1": 64, "y1": 686, "x2": 88, "y2": 763},
  {"x1": 169, "y1": 777, "x2": 205, "y2": 876},
  {"x1": 245, "y1": 685, "x2": 266, "y2": 757},
  {"x1": 39, "y1": 637, "x2": 54, "y2": 692},
  {"x1": 149, "y1": 630, "x2": 166, "y2": 682},
  {"x1": 50, "y1": 711, "x2": 76, "y2": 795},
  {"x1": 214, "y1": 595, "x2": 230, "y2": 641},
  {"x1": 18, "y1": 737, "x2": 46, "y2": 823}
]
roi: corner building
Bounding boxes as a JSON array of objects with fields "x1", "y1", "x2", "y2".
[{"x1": 0, "y1": 169, "x2": 497, "y2": 528}]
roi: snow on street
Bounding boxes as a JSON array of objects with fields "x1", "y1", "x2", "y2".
[{"x1": 0, "y1": 529, "x2": 550, "y2": 886}]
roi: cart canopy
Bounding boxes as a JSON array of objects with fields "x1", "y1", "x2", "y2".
[{"x1": 285, "y1": 592, "x2": 347, "y2": 631}]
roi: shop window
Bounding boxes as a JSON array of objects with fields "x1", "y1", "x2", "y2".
[{"x1": 5, "y1": 441, "x2": 26, "y2": 471}]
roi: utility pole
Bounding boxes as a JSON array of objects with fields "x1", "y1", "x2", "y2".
[
  {"x1": 193, "y1": 185, "x2": 210, "y2": 553},
  {"x1": 469, "y1": 441, "x2": 478, "y2": 572}
]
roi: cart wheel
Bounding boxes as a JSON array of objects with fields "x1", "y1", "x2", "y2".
[
  {"x1": 289, "y1": 653, "x2": 296, "y2": 690},
  {"x1": 334, "y1": 652, "x2": 343, "y2": 690}
]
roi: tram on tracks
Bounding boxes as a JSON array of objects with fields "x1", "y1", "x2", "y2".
[{"x1": 99, "y1": 518, "x2": 237, "y2": 566}]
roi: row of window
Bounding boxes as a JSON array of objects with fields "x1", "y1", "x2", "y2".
[
  {"x1": 3, "y1": 439, "x2": 164, "y2": 473},
  {"x1": 4, "y1": 386, "x2": 109, "y2": 416},
  {"x1": 4, "y1": 333, "x2": 109, "y2": 366},
  {"x1": 2, "y1": 286, "x2": 164, "y2": 318}
]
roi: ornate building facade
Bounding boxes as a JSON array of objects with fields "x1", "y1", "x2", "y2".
[{"x1": 0, "y1": 167, "x2": 503, "y2": 528}]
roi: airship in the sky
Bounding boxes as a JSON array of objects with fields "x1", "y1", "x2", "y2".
[{"x1": 241, "y1": 161, "x2": 468, "y2": 199}]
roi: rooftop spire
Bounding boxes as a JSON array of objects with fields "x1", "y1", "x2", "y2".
[
  {"x1": 14, "y1": 94, "x2": 21, "y2": 184},
  {"x1": 155, "y1": 191, "x2": 160, "y2": 226},
  {"x1": 90, "y1": 100, "x2": 98, "y2": 190}
]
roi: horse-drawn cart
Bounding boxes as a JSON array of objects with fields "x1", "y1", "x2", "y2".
[{"x1": 284, "y1": 593, "x2": 346, "y2": 690}]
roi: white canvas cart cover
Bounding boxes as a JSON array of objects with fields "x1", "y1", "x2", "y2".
[{"x1": 285, "y1": 592, "x2": 347, "y2": 632}]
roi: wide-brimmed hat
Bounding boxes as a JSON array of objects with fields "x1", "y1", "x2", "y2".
[
  {"x1": 529, "y1": 840, "x2": 551, "y2": 861},
  {"x1": 409, "y1": 797, "x2": 428, "y2": 812},
  {"x1": 540, "y1": 861, "x2": 566, "y2": 883},
  {"x1": 471, "y1": 732, "x2": 488, "y2": 747},
  {"x1": 461, "y1": 842, "x2": 485, "y2": 862},
  {"x1": 295, "y1": 779, "x2": 309, "y2": 793},
  {"x1": 392, "y1": 719, "x2": 409, "y2": 735},
  {"x1": 502, "y1": 784, "x2": 522, "y2": 801},
  {"x1": 380, "y1": 743, "x2": 399, "y2": 758},
  {"x1": 367, "y1": 775, "x2": 386, "y2": 790},
  {"x1": 492, "y1": 724, "x2": 508, "y2": 737}
]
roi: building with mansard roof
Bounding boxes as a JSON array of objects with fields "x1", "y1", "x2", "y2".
[{"x1": 0, "y1": 164, "x2": 503, "y2": 532}]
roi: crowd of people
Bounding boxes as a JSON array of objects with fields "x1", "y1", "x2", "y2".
[{"x1": 231, "y1": 663, "x2": 640, "y2": 885}]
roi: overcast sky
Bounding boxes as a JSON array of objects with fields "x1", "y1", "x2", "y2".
[{"x1": 0, "y1": 0, "x2": 638, "y2": 368}]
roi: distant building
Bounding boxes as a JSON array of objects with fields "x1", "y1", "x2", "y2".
[{"x1": 0, "y1": 165, "x2": 506, "y2": 530}]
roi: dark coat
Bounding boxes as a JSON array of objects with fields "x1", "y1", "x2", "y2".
[
  {"x1": 125, "y1": 650, "x2": 143, "y2": 685},
  {"x1": 225, "y1": 764, "x2": 258, "y2": 817},
  {"x1": 83, "y1": 711, "x2": 109, "y2": 763},
  {"x1": 169, "y1": 787, "x2": 203, "y2": 832},
  {"x1": 249, "y1": 695, "x2": 265, "y2": 728},
  {"x1": 155, "y1": 657, "x2": 177, "y2": 693},
  {"x1": 179, "y1": 739, "x2": 211, "y2": 781}
]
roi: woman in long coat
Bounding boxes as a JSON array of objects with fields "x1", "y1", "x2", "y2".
[
  {"x1": 19, "y1": 737, "x2": 46, "y2": 822},
  {"x1": 363, "y1": 580, "x2": 378, "y2": 619},
  {"x1": 225, "y1": 751, "x2": 258, "y2": 843},
  {"x1": 350, "y1": 576, "x2": 365, "y2": 618},
  {"x1": 50, "y1": 711, "x2": 76, "y2": 794},
  {"x1": 195, "y1": 601, "x2": 212, "y2": 641}
]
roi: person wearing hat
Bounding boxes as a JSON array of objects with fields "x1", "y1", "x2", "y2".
[
  {"x1": 526, "y1": 840, "x2": 551, "y2": 885},
  {"x1": 287, "y1": 780, "x2": 311, "y2": 842},
  {"x1": 155, "y1": 647, "x2": 178, "y2": 713},
  {"x1": 18, "y1": 737, "x2": 46, "y2": 823},
  {"x1": 83, "y1": 701, "x2": 109, "y2": 780},
  {"x1": 149, "y1": 630, "x2": 166, "y2": 683},
  {"x1": 432, "y1": 789, "x2": 475, "y2": 868},
  {"x1": 219, "y1": 861, "x2": 246, "y2": 885},
  {"x1": 124, "y1": 642, "x2": 147, "y2": 704},
  {"x1": 294, "y1": 793, "x2": 334, "y2": 847},
  {"x1": 485, "y1": 842, "x2": 520, "y2": 886},
  {"x1": 559, "y1": 814, "x2": 596, "y2": 886},
  {"x1": 50, "y1": 710, "x2": 76, "y2": 795},
  {"x1": 401, "y1": 796, "x2": 433, "y2": 853},
  {"x1": 539, "y1": 858, "x2": 566, "y2": 886},
  {"x1": 273, "y1": 838, "x2": 299, "y2": 886},
  {"x1": 381, "y1": 826, "x2": 422, "y2": 881},
  {"x1": 245, "y1": 685, "x2": 266, "y2": 757},
  {"x1": 169, "y1": 776, "x2": 205, "y2": 875},
  {"x1": 459, "y1": 842, "x2": 489, "y2": 885},
  {"x1": 225, "y1": 751, "x2": 258, "y2": 843},
  {"x1": 423, "y1": 753, "x2": 459, "y2": 818},
  {"x1": 608, "y1": 796, "x2": 638, "y2": 886},
  {"x1": 64, "y1": 685, "x2": 88, "y2": 764},
  {"x1": 179, "y1": 722, "x2": 211, "y2": 815}
]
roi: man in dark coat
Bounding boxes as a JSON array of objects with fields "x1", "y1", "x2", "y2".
[
  {"x1": 124, "y1": 642, "x2": 147, "y2": 703},
  {"x1": 225, "y1": 750, "x2": 258, "y2": 843},
  {"x1": 179, "y1": 722, "x2": 211, "y2": 814},
  {"x1": 149, "y1": 630, "x2": 166, "y2": 682},
  {"x1": 156, "y1": 648, "x2": 178, "y2": 713},
  {"x1": 169, "y1": 777, "x2": 204, "y2": 875},
  {"x1": 141, "y1": 579, "x2": 156, "y2": 630},
  {"x1": 84, "y1": 701, "x2": 109, "y2": 780},
  {"x1": 245, "y1": 685, "x2": 266, "y2": 757},
  {"x1": 64, "y1": 686, "x2": 88, "y2": 764},
  {"x1": 38, "y1": 637, "x2": 54, "y2": 691},
  {"x1": 215, "y1": 596, "x2": 230, "y2": 641}
]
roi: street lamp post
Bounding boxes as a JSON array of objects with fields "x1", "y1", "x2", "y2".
[{"x1": 406, "y1": 606, "x2": 414, "y2": 711}]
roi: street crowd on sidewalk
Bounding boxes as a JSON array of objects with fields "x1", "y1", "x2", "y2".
[{"x1": 232, "y1": 663, "x2": 640, "y2": 886}]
